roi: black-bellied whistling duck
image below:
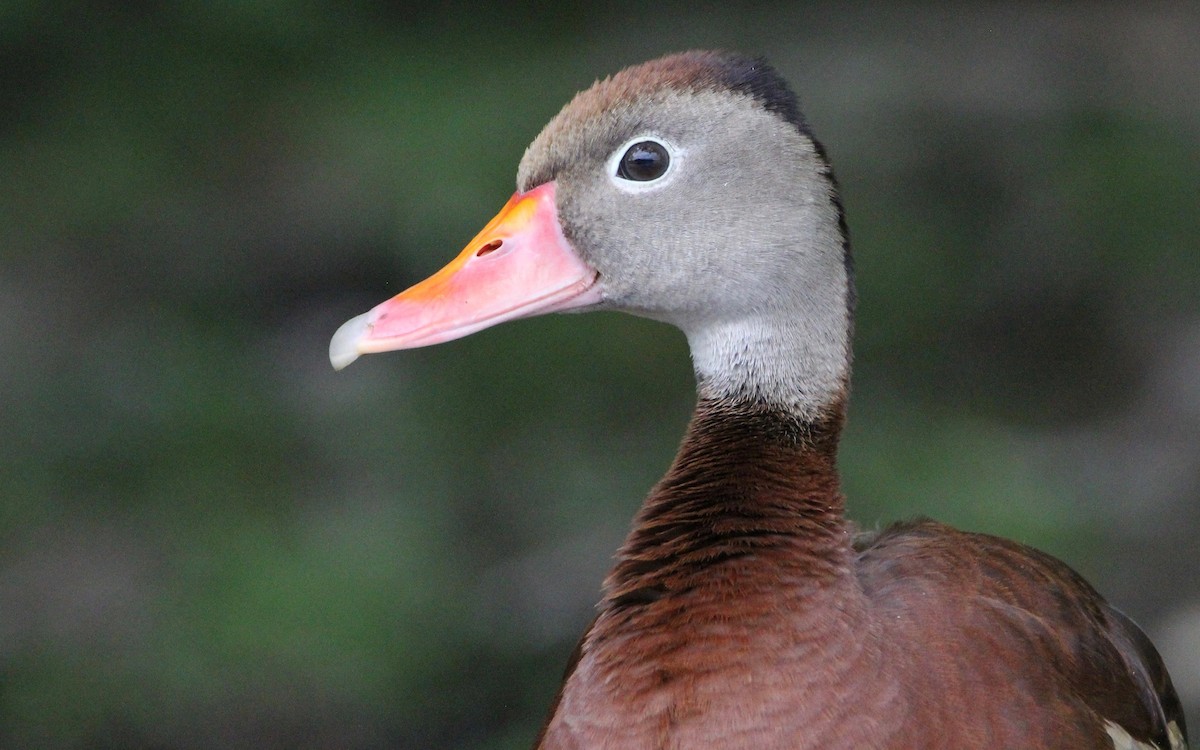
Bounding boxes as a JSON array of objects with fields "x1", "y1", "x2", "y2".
[{"x1": 329, "y1": 51, "x2": 1188, "y2": 750}]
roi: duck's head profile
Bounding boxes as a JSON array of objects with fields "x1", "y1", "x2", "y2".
[{"x1": 331, "y1": 50, "x2": 853, "y2": 420}]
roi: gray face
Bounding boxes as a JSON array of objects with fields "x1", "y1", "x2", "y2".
[
  {"x1": 517, "y1": 88, "x2": 846, "y2": 335},
  {"x1": 516, "y1": 85, "x2": 852, "y2": 417}
]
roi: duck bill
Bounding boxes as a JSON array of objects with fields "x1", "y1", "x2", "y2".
[{"x1": 330, "y1": 182, "x2": 601, "y2": 370}]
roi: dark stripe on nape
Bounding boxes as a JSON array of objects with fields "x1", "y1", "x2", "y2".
[
  {"x1": 808, "y1": 134, "x2": 857, "y2": 321},
  {"x1": 704, "y1": 53, "x2": 854, "y2": 319},
  {"x1": 708, "y1": 53, "x2": 812, "y2": 138}
]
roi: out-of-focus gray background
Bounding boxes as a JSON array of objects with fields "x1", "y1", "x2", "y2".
[{"x1": 3, "y1": 2, "x2": 1197, "y2": 747}]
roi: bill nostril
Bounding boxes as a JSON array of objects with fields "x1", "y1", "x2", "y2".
[{"x1": 476, "y1": 240, "x2": 503, "y2": 257}]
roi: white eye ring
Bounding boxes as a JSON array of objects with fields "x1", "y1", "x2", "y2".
[{"x1": 605, "y1": 135, "x2": 682, "y2": 193}]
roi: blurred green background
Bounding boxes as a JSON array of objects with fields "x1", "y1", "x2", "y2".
[{"x1": 3, "y1": 2, "x2": 1198, "y2": 747}]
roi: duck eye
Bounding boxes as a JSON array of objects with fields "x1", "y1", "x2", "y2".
[{"x1": 617, "y1": 140, "x2": 670, "y2": 182}]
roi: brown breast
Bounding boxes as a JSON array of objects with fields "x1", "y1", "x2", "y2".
[{"x1": 535, "y1": 399, "x2": 1187, "y2": 750}]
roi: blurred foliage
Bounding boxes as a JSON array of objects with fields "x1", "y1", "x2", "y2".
[{"x1": 2, "y1": 2, "x2": 1198, "y2": 748}]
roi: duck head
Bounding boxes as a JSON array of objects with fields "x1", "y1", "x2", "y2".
[{"x1": 331, "y1": 51, "x2": 854, "y2": 421}]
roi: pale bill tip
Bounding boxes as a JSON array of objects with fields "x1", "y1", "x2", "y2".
[{"x1": 329, "y1": 312, "x2": 373, "y2": 371}]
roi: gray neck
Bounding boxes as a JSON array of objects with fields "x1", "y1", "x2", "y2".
[{"x1": 684, "y1": 277, "x2": 852, "y2": 423}]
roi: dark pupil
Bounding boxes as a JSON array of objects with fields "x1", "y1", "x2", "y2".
[{"x1": 618, "y1": 141, "x2": 669, "y2": 181}]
